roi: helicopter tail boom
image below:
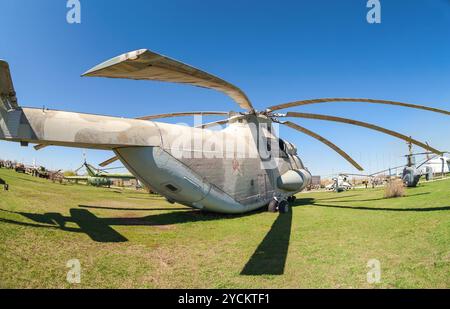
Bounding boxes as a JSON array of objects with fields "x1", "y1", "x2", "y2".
[{"x1": 0, "y1": 107, "x2": 163, "y2": 150}]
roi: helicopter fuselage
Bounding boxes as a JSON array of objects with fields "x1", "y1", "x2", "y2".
[{"x1": 0, "y1": 107, "x2": 311, "y2": 213}]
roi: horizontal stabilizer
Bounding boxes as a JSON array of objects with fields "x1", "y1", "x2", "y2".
[{"x1": 0, "y1": 60, "x2": 19, "y2": 110}]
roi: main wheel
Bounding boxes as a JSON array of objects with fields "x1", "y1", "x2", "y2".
[
  {"x1": 287, "y1": 196, "x2": 296, "y2": 203},
  {"x1": 268, "y1": 199, "x2": 278, "y2": 212},
  {"x1": 278, "y1": 200, "x2": 289, "y2": 213}
]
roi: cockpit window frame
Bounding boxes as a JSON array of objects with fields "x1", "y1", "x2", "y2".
[{"x1": 278, "y1": 138, "x2": 289, "y2": 158}]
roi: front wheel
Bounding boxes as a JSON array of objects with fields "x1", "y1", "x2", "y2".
[
  {"x1": 268, "y1": 199, "x2": 278, "y2": 212},
  {"x1": 278, "y1": 200, "x2": 289, "y2": 213}
]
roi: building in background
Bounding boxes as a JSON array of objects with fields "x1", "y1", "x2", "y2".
[{"x1": 420, "y1": 156, "x2": 450, "y2": 175}]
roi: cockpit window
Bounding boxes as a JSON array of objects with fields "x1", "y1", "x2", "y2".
[
  {"x1": 279, "y1": 139, "x2": 286, "y2": 152},
  {"x1": 278, "y1": 139, "x2": 288, "y2": 158}
]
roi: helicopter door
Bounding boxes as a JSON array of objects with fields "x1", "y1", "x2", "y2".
[{"x1": 258, "y1": 174, "x2": 267, "y2": 200}]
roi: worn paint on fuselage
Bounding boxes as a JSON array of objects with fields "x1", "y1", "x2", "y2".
[{"x1": 0, "y1": 106, "x2": 310, "y2": 213}]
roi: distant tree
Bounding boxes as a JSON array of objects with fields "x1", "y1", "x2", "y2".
[{"x1": 64, "y1": 170, "x2": 76, "y2": 177}]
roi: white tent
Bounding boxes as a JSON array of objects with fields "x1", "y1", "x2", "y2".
[{"x1": 420, "y1": 156, "x2": 450, "y2": 174}]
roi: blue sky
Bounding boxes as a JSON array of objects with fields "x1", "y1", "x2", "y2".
[{"x1": 0, "y1": 0, "x2": 449, "y2": 176}]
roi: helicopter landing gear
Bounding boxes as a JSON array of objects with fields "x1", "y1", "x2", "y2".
[
  {"x1": 278, "y1": 200, "x2": 289, "y2": 213},
  {"x1": 268, "y1": 199, "x2": 278, "y2": 212},
  {"x1": 268, "y1": 197, "x2": 290, "y2": 213},
  {"x1": 287, "y1": 195, "x2": 296, "y2": 203}
]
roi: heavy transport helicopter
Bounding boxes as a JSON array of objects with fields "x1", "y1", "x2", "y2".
[{"x1": 0, "y1": 49, "x2": 448, "y2": 213}]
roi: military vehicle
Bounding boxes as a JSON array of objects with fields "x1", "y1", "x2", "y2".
[
  {"x1": 64, "y1": 160, "x2": 135, "y2": 187},
  {"x1": 398, "y1": 142, "x2": 448, "y2": 187}
]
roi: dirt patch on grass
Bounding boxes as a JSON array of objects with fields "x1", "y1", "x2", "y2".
[{"x1": 86, "y1": 200, "x2": 150, "y2": 209}]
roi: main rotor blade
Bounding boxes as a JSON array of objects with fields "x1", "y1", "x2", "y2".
[
  {"x1": 285, "y1": 112, "x2": 443, "y2": 155},
  {"x1": 404, "y1": 152, "x2": 433, "y2": 157},
  {"x1": 369, "y1": 164, "x2": 408, "y2": 176},
  {"x1": 195, "y1": 119, "x2": 230, "y2": 129},
  {"x1": 83, "y1": 49, "x2": 254, "y2": 112},
  {"x1": 137, "y1": 111, "x2": 229, "y2": 121},
  {"x1": 195, "y1": 114, "x2": 247, "y2": 129},
  {"x1": 74, "y1": 164, "x2": 84, "y2": 174},
  {"x1": 269, "y1": 98, "x2": 450, "y2": 116},
  {"x1": 281, "y1": 121, "x2": 364, "y2": 171},
  {"x1": 99, "y1": 156, "x2": 120, "y2": 167}
]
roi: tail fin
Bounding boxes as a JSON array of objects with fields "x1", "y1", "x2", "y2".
[
  {"x1": 84, "y1": 163, "x2": 98, "y2": 177},
  {"x1": 0, "y1": 60, "x2": 19, "y2": 110}
]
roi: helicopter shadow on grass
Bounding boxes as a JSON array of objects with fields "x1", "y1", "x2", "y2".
[
  {"x1": 0, "y1": 208, "x2": 127, "y2": 242},
  {"x1": 239, "y1": 192, "x2": 450, "y2": 276},
  {"x1": 0, "y1": 202, "x2": 298, "y2": 276},
  {"x1": 240, "y1": 198, "x2": 314, "y2": 276},
  {"x1": 1, "y1": 194, "x2": 448, "y2": 275},
  {"x1": 0, "y1": 206, "x2": 265, "y2": 243},
  {"x1": 320, "y1": 192, "x2": 431, "y2": 203},
  {"x1": 0, "y1": 203, "x2": 294, "y2": 275},
  {"x1": 311, "y1": 192, "x2": 450, "y2": 212},
  {"x1": 78, "y1": 204, "x2": 189, "y2": 212}
]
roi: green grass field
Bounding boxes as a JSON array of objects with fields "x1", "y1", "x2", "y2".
[{"x1": 0, "y1": 168, "x2": 449, "y2": 288}]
